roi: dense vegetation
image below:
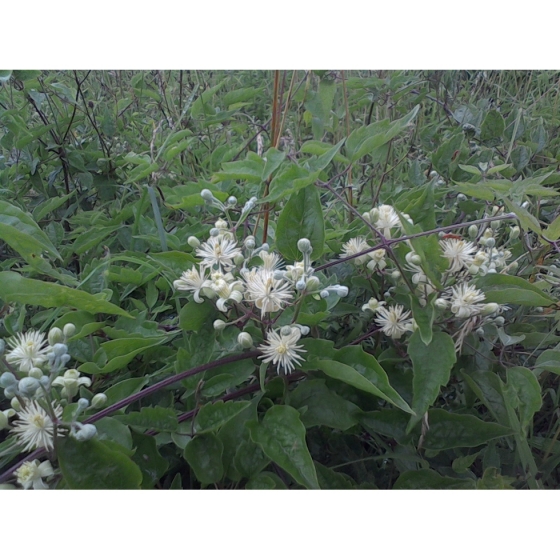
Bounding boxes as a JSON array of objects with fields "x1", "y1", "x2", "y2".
[{"x1": 1, "y1": 70, "x2": 560, "y2": 489}]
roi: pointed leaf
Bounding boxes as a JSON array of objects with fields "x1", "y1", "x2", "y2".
[
  {"x1": 184, "y1": 434, "x2": 224, "y2": 485},
  {"x1": 58, "y1": 437, "x2": 142, "y2": 489},
  {"x1": 247, "y1": 405, "x2": 319, "y2": 489},
  {"x1": 407, "y1": 331, "x2": 457, "y2": 431}
]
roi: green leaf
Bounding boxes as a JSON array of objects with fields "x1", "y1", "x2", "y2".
[
  {"x1": 407, "y1": 331, "x2": 457, "y2": 431},
  {"x1": 103, "y1": 377, "x2": 148, "y2": 408},
  {"x1": 261, "y1": 147, "x2": 286, "y2": 179},
  {"x1": 179, "y1": 299, "x2": 216, "y2": 332},
  {"x1": 476, "y1": 467, "x2": 515, "y2": 489},
  {"x1": 393, "y1": 469, "x2": 475, "y2": 489},
  {"x1": 543, "y1": 214, "x2": 560, "y2": 241},
  {"x1": 248, "y1": 405, "x2": 319, "y2": 489},
  {"x1": 315, "y1": 462, "x2": 355, "y2": 489},
  {"x1": 409, "y1": 295, "x2": 435, "y2": 345},
  {"x1": 289, "y1": 379, "x2": 361, "y2": 430},
  {"x1": 423, "y1": 409, "x2": 513, "y2": 450},
  {"x1": 233, "y1": 439, "x2": 270, "y2": 479},
  {"x1": 0, "y1": 272, "x2": 133, "y2": 318},
  {"x1": 461, "y1": 370, "x2": 510, "y2": 426},
  {"x1": 502, "y1": 198, "x2": 542, "y2": 235},
  {"x1": 246, "y1": 471, "x2": 287, "y2": 489},
  {"x1": 476, "y1": 273, "x2": 555, "y2": 307},
  {"x1": 194, "y1": 401, "x2": 251, "y2": 433},
  {"x1": 0, "y1": 71, "x2": 12, "y2": 83},
  {"x1": 305, "y1": 138, "x2": 346, "y2": 173},
  {"x1": 0, "y1": 200, "x2": 62, "y2": 260},
  {"x1": 94, "y1": 417, "x2": 133, "y2": 449},
  {"x1": 184, "y1": 434, "x2": 224, "y2": 485},
  {"x1": 131, "y1": 432, "x2": 169, "y2": 488},
  {"x1": 333, "y1": 346, "x2": 414, "y2": 414},
  {"x1": 431, "y1": 133, "x2": 464, "y2": 178},
  {"x1": 276, "y1": 184, "x2": 325, "y2": 262},
  {"x1": 452, "y1": 182, "x2": 496, "y2": 201},
  {"x1": 535, "y1": 349, "x2": 560, "y2": 375},
  {"x1": 57, "y1": 437, "x2": 142, "y2": 489},
  {"x1": 315, "y1": 358, "x2": 413, "y2": 415},
  {"x1": 480, "y1": 109, "x2": 505, "y2": 145},
  {"x1": 117, "y1": 406, "x2": 179, "y2": 432},
  {"x1": 80, "y1": 336, "x2": 166, "y2": 374},
  {"x1": 506, "y1": 366, "x2": 542, "y2": 433}
]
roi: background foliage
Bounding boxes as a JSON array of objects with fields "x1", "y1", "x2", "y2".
[{"x1": 2, "y1": 70, "x2": 560, "y2": 489}]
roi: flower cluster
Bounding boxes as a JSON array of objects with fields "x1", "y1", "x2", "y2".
[
  {"x1": 0, "y1": 323, "x2": 109, "y2": 489},
  {"x1": 351, "y1": 199, "x2": 517, "y2": 352},
  {"x1": 174, "y1": 202, "x2": 350, "y2": 374}
]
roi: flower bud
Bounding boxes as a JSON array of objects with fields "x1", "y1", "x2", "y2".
[
  {"x1": 509, "y1": 226, "x2": 520, "y2": 240},
  {"x1": 63, "y1": 323, "x2": 76, "y2": 339},
  {"x1": 535, "y1": 307, "x2": 544, "y2": 313},
  {"x1": 336, "y1": 286, "x2": 349, "y2": 297},
  {"x1": 237, "y1": 332, "x2": 253, "y2": 349},
  {"x1": 391, "y1": 270, "x2": 401, "y2": 280},
  {"x1": 320, "y1": 290, "x2": 329, "y2": 299},
  {"x1": 468, "y1": 264, "x2": 480, "y2": 275},
  {"x1": 476, "y1": 327, "x2": 485, "y2": 337},
  {"x1": 244, "y1": 236, "x2": 256, "y2": 250},
  {"x1": 48, "y1": 327, "x2": 64, "y2": 346},
  {"x1": 295, "y1": 279, "x2": 306, "y2": 291},
  {"x1": 10, "y1": 397, "x2": 21, "y2": 411},
  {"x1": 280, "y1": 326, "x2": 293, "y2": 336},
  {"x1": 521, "y1": 201, "x2": 529, "y2": 209},
  {"x1": 39, "y1": 376, "x2": 50, "y2": 389},
  {"x1": 407, "y1": 253, "x2": 422, "y2": 266},
  {"x1": 187, "y1": 236, "x2": 201, "y2": 248},
  {"x1": 77, "y1": 398, "x2": 90, "y2": 411},
  {"x1": 297, "y1": 238, "x2": 312, "y2": 254},
  {"x1": 18, "y1": 377, "x2": 40, "y2": 398},
  {"x1": 0, "y1": 372, "x2": 17, "y2": 389},
  {"x1": 91, "y1": 393, "x2": 108, "y2": 409},
  {"x1": 200, "y1": 189, "x2": 214, "y2": 202},
  {"x1": 4, "y1": 386, "x2": 17, "y2": 399},
  {"x1": 482, "y1": 303, "x2": 500, "y2": 315},
  {"x1": 0, "y1": 412, "x2": 8, "y2": 430},
  {"x1": 213, "y1": 319, "x2": 226, "y2": 331},
  {"x1": 298, "y1": 326, "x2": 310, "y2": 336},
  {"x1": 261, "y1": 243, "x2": 270, "y2": 252},
  {"x1": 215, "y1": 218, "x2": 228, "y2": 230},
  {"x1": 494, "y1": 316, "x2": 505, "y2": 326},
  {"x1": 435, "y1": 298, "x2": 448, "y2": 310},
  {"x1": 73, "y1": 423, "x2": 97, "y2": 442},
  {"x1": 227, "y1": 196, "x2": 237, "y2": 206},
  {"x1": 27, "y1": 367, "x2": 43, "y2": 379},
  {"x1": 52, "y1": 343, "x2": 68, "y2": 357},
  {"x1": 468, "y1": 225, "x2": 478, "y2": 239},
  {"x1": 305, "y1": 276, "x2": 321, "y2": 291},
  {"x1": 210, "y1": 228, "x2": 220, "y2": 237},
  {"x1": 485, "y1": 237, "x2": 495, "y2": 248},
  {"x1": 234, "y1": 253, "x2": 244, "y2": 266},
  {"x1": 457, "y1": 193, "x2": 467, "y2": 202}
]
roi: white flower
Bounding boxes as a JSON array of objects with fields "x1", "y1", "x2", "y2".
[
  {"x1": 242, "y1": 268, "x2": 293, "y2": 317},
  {"x1": 174, "y1": 265, "x2": 212, "y2": 303},
  {"x1": 340, "y1": 237, "x2": 371, "y2": 265},
  {"x1": 439, "y1": 238, "x2": 477, "y2": 273},
  {"x1": 285, "y1": 261, "x2": 306, "y2": 283},
  {"x1": 209, "y1": 278, "x2": 244, "y2": 312},
  {"x1": 196, "y1": 236, "x2": 242, "y2": 270},
  {"x1": 52, "y1": 369, "x2": 92, "y2": 399},
  {"x1": 374, "y1": 205, "x2": 402, "y2": 238},
  {"x1": 362, "y1": 298, "x2": 386, "y2": 313},
  {"x1": 5, "y1": 331, "x2": 50, "y2": 373},
  {"x1": 258, "y1": 328, "x2": 306, "y2": 374},
  {"x1": 15, "y1": 460, "x2": 54, "y2": 490},
  {"x1": 11, "y1": 399, "x2": 63, "y2": 452},
  {"x1": 374, "y1": 304, "x2": 414, "y2": 339},
  {"x1": 367, "y1": 248, "x2": 387, "y2": 271},
  {"x1": 259, "y1": 251, "x2": 283, "y2": 272},
  {"x1": 447, "y1": 282, "x2": 486, "y2": 318}
]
